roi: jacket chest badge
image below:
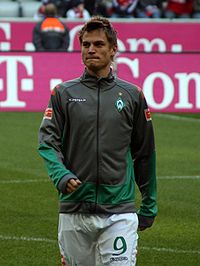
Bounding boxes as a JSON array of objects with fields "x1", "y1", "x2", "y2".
[{"x1": 115, "y1": 97, "x2": 125, "y2": 112}]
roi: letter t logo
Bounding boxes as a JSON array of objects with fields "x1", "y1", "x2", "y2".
[{"x1": 0, "y1": 56, "x2": 33, "y2": 108}]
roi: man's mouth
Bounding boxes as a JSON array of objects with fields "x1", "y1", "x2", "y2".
[{"x1": 86, "y1": 57, "x2": 99, "y2": 60}]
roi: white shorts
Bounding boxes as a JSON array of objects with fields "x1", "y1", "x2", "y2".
[{"x1": 58, "y1": 213, "x2": 138, "y2": 266}]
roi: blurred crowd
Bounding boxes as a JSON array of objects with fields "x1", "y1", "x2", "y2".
[
  {"x1": 16, "y1": 0, "x2": 200, "y2": 51},
  {"x1": 35, "y1": 0, "x2": 200, "y2": 19}
]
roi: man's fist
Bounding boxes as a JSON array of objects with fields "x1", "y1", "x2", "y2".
[{"x1": 66, "y1": 178, "x2": 82, "y2": 193}]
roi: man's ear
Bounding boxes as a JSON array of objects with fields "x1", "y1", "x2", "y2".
[{"x1": 111, "y1": 45, "x2": 118, "y2": 56}]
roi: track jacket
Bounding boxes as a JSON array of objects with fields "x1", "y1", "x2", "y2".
[{"x1": 38, "y1": 69, "x2": 157, "y2": 218}]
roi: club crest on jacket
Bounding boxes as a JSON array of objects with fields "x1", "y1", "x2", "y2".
[{"x1": 115, "y1": 97, "x2": 125, "y2": 112}]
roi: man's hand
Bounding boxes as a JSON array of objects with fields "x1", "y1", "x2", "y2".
[
  {"x1": 138, "y1": 214, "x2": 155, "y2": 231},
  {"x1": 66, "y1": 178, "x2": 82, "y2": 193}
]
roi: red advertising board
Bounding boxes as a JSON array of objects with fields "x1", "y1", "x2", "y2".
[{"x1": 0, "y1": 52, "x2": 199, "y2": 112}]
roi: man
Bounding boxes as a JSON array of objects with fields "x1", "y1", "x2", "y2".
[
  {"x1": 111, "y1": 0, "x2": 139, "y2": 18},
  {"x1": 38, "y1": 16, "x2": 157, "y2": 266},
  {"x1": 135, "y1": 0, "x2": 161, "y2": 18},
  {"x1": 33, "y1": 3, "x2": 70, "y2": 51},
  {"x1": 162, "y1": 0, "x2": 193, "y2": 18},
  {"x1": 66, "y1": 0, "x2": 91, "y2": 19}
]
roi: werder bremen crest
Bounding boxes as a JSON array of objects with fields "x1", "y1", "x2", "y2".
[{"x1": 115, "y1": 97, "x2": 125, "y2": 112}]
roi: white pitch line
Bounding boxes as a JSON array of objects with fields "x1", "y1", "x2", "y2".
[
  {"x1": 158, "y1": 175, "x2": 200, "y2": 180},
  {"x1": 0, "y1": 179, "x2": 49, "y2": 184},
  {"x1": 0, "y1": 176, "x2": 200, "y2": 184},
  {"x1": 0, "y1": 235, "x2": 56, "y2": 243},
  {"x1": 0, "y1": 235, "x2": 199, "y2": 255},
  {"x1": 141, "y1": 246, "x2": 200, "y2": 255},
  {"x1": 154, "y1": 113, "x2": 200, "y2": 123}
]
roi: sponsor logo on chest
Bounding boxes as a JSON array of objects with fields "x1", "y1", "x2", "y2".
[{"x1": 68, "y1": 98, "x2": 87, "y2": 102}]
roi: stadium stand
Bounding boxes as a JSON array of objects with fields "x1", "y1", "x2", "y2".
[
  {"x1": 0, "y1": 0, "x2": 199, "y2": 18},
  {"x1": 20, "y1": 1, "x2": 41, "y2": 17},
  {"x1": 0, "y1": 1, "x2": 21, "y2": 17},
  {"x1": 0, "y1": 0, "x2": 41, "y2": 18}
]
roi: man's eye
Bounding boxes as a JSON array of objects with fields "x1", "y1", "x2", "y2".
[
  {"x1": 83, "y1": 43, "x2": 90, "y2": 47},
  {"x1": 96, "y1": 43, "x2": 104, "y2": 47}
]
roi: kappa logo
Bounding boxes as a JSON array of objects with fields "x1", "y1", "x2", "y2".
[
  {"x1": 115, "y1": 97, "x2": 125, "y2": 112},
  {"x1": 110, "y1": 256, "x2": 128, "y2": 263},
  {"x1": 68, "y1": 98, "x2": 86, "y2": 102}
]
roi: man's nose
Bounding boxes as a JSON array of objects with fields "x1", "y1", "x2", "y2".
[{"x1": 88, "y1": 44, "x2": 95, "y2": 53}]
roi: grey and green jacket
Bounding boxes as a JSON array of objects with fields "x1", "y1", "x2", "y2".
[{"x1": 38, "y1": 70, "x2": 157, "y2": 218}]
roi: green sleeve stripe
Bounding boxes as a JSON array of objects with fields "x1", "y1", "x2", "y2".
[
  {"x1": 138, "y1": 150, "x2": 158, "y2": 217},
  {"x1": 38, "y1": 143, "x2": 71, "y2": 187},
  {"x1": 59, "y1": 150, "x2": 135, "y2": 205}
]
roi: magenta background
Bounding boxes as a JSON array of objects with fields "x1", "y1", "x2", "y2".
[
  {"x1": 0, "y1": 52, "x2": 199, "y2": 112},
  {"x1": 117, "y1": 53, "x2": 199, "y2": 112},
  {"x1": 0, "y1": 21, "x2": 200, "y2": 51},
  {"x1": 0, "y1": 21, "x2": 200, "y2": 112},
  {"x1": 0, "y1": 52, "x2": 83, "y2": 111}
]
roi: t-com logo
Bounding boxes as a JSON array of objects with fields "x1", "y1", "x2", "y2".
[
  {"x1": 68, "y1": 25, "x2": 183, "y2": 53},
  {"x1": 0, "y1": 56, "x2": 33, "y2": 107},
  {"x1": 0, "y1": 23, "x2": 11, "y2": 51},
  {"x1": 0, "y1": 22, "x2": 35, "y2": 51},
  {"x1": 116, "y1": 57, "x2": 200, "y2": 111}
]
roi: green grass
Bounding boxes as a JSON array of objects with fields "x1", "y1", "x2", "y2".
[{"x1": 0, "y1": 112, "x2": 200, "y2": 265}]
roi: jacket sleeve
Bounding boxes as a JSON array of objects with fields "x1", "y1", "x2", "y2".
[
  {"x1": 131, "y1": 90, "x2": 157, "y2": 218},
  {"x1": 38, "y1": 85, "x2": 77, "y2": 192}
]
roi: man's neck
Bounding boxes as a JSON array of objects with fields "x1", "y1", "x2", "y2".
[{"x1": 86, "y1": 68, "x2": 111, "y2": 79}]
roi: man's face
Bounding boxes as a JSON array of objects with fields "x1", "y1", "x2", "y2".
[{"x1": 81, "y1": 28, "x2": 117, "y2": 77}]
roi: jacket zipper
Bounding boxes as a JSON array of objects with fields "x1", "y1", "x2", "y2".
[{"x1": 95, "y1": 80, "x2": 101, "y2": 211}]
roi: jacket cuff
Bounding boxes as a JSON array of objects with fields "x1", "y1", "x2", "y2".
[{"x1": 57, "y1": 174, "x2": 78, "y2": 193}]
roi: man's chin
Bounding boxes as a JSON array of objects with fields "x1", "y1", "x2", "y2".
[{"x1": 86, "y1": 63, "x2": 100, "y2": 72}]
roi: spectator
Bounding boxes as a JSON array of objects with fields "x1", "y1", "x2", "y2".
[
  {"x1": 136, "y1": 0, "x2": 161, "y2": 18},
  {"x1": 84, "y1": 0, "x2": 96, "y2": 16},
  {"x1": 111, "y1": 0, "x2": 139, "y2": 18},
  {"x1": 162, "y1": 0, "x2": 193, "y2": 19},
  {"x1": 78, "y1": 0, "x2": 112, "y2": 17},
  {"x1": 192, "y1": 0, "x2": 200, "y2": 18},
  {"x1": 42, "y1": 0, "x2": 72, "y2": 17},
  {"x1": 66, "y1": 0, "x2": 90, "y2": 19},
  {"x1": 33, "y1": 3, "x2": 70, "y2": 51},
  {"x1": 34, "y1": 4, "x2": 46, "y2": 19},
  {"x1": 94, "y1": 0, "x2": 113, "y2": 17}
]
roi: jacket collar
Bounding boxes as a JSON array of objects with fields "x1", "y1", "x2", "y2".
[{"x1": 80, "y1": 69, "x2": 116, "y2": 91}]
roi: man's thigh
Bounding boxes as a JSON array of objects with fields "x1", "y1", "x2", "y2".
[
  {"x1": 96, "y1": 213, "x2": 138, "y2": 265},
  {"x1": 58, "y1": 213, "x2": 96, "y2": 266},
  {"x1": 58, "y1": 213, "x2": 138, "y2": 266}
]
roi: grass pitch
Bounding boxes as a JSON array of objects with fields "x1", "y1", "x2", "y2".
[{"x1": 0, "y1": 112, "x2": 200, "y2": 265}]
